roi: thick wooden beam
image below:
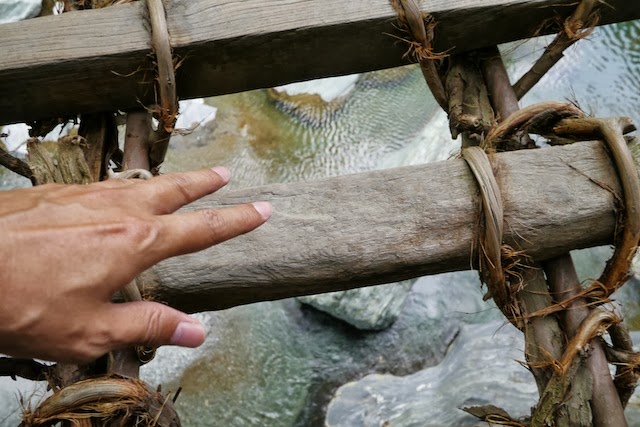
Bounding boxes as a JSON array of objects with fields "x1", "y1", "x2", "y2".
[
  {"x1": 1, "y1": 0, "x2": 639, "y2": 125},
  {"x1": 148, "y1": 141, "x2": 626, "y2": 313}
]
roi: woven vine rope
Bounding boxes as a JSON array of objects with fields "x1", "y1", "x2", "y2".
[
  {"x1": 21, "y1": 377, "x2": 180, "y2": 427},
  {"x1": 481, "y1": 102, "x2": 640, "y2": 316},
  {"x1": 461, "y1": 148, "x2": 510, "y2": 314}
]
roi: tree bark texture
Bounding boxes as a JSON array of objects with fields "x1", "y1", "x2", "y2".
[
  {"x1": 144, "y1": 140, "x2": 631, "y2": 313},
  {"x1": 1, "y1": 0, "x2": 639, "y2": 125}
]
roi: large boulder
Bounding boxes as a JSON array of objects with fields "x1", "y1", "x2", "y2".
[
  {"x1": 325, "y1": 322, "x2": 537, "y2": 427},
  {"x1": 298, "y1": 280, "x2": 415, "y2": 331},
  {"x1": 325, "y1": 324, "x2": 640, "y2": 427},
  {"x1": 0, "y1": 0, "x2": 41, "y2": 24},
  {"x1": 322, "y1": 249, "x2": 640, "y2": 427}
]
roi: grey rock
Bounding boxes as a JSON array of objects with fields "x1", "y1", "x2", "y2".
[
  {"x1": 571, "y1": 246, "x2": 612, "y2": 282},
  {"x1": 0, "y1": 167, "x2": 30, "y2": 190},
  {"x1": 325, "y1": 322, "x2": 538, "y2": 427},
  {"x1": 135, "y1": 271, "x2": 497, "y2": 427},
  {"x1": 325, "y1": 322, "x2": 640, "y2": 427},
  {"x1": 298, "y1": 280, "x2": 415, "y2": 331},
  {"x1": 0, "y1": 376, "x2": 50, "y2": 425},
  {"x1": 0, "y1": 0, "x2": 41, "y2": 24}
]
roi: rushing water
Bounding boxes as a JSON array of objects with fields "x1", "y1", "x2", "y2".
[
  {"x1": 162, "y1": 66, "x2": 448, "y2": 188},
  {"x1": 2, "y1": 19, "x2": 640, "y2": 427}
]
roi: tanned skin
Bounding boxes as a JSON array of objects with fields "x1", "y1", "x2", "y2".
[{"x1": 0, "y1": 166, "x2": 271, "y2": 363}]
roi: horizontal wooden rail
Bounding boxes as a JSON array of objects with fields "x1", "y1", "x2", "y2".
[
  {"x1": 1, "y1": 0, "x2": 639, "y2": 125},
  {"x1": 147, "y1": 140, "x2": 627, "y2": 313}
]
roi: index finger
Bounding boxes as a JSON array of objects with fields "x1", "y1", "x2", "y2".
[{"x1": 124, "y1": 166, "x2": 231, "y2": 215}]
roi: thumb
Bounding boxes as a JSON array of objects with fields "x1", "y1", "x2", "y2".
[{"x1": 105, "y1": 302, "x2": 206, "y2": 349}]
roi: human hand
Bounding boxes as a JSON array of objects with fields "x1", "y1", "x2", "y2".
[{"x1": 0, "y1": 167, "x2": 271, "y2": 363}]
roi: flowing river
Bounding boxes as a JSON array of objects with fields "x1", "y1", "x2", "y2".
[{"x1": 2, "y1": 17, "x2": 640, "y2": 427}]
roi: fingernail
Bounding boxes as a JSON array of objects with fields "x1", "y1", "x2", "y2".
[
  {"x1": 170, "y1": 320, "x2": 206, "y2": 347},
  {"x1": 252, "y1": 201, "x2": 273, "y2": 220},
  {"x1": 211, "y1": 166, "x2": 231, "y2": 183}
]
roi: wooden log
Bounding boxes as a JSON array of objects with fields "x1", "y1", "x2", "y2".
[
  {"x1": 148, "y1": 140, "x2": 628, "y2": 313},
  {"x1": 1, "y1": 0, "x2": 639, "y2": 125}
]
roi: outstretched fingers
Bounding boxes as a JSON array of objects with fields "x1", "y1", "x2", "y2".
[
  {"x1": 97, "y1": 167, "x2": 232, "y2": 214},
  {"x1": 143, "y1": 167, "x2": 232, "y2": 214},
  {"x1": 147, "y1": 201, "x2": 272, "y2": 264},
  {"x1": 99, "y1": 199, "x2": 272, "y2": 353},
  {"x1": 103, "y1": 301, "x2": 206, "y2": 351}
]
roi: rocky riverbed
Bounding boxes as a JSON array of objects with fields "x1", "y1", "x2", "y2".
[{"x1": 0, "y1": 0, "x2": 40, "y2": 24}]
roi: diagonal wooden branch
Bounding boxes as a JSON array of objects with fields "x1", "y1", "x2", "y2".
[
  {"x1": 479, "y1": 46, "x2": 535, "y2": 150},
  {"x1": 0, "y1": 358, "x2": 53, "y2": 382},
  {"x1": 513, "y1": 0, "x2": 600, "y2": 99},
  {"x1": 544, "y1": 255, "x2": 626, "y2": 427},
  {"x1": 0, "y1": 146, "x2": 35, "y2": 184},
  {"x1": 108, "y1": 109, "x2": 156, "y2": 378},
  {"x1": 122, "y1": 110, "x2": 151, "y2": 171},
  {"x1": 531, "y1": 309, "x2": 620, "y2": 426},
  {"x1": 519, "y1": 268, "x2": 567, "y2": 397}
]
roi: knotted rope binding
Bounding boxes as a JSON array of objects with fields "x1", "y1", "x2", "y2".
[
  {"x1": 481, "y1": 102, "x2": 640, "y2": 314},
  {"x1": 21, "y1": 377, "x2": 180, "y2": 427},
  {"x1": 389, "y1": 0, "x2": 448, "y2": 110},
  {"x1": 462, "y1": 148, "x2": 508, "y2": 316}
]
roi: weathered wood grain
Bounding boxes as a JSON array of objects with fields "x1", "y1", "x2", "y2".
[
  {"x1": 1, "y1": 0, "x2": 639, "y2": 125},
  {"x1": 148, "y1": 140, "x2": 626, "y2": 313}
]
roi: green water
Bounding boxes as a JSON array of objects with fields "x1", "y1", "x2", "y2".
[{"x1": 163, "y1": 66, "x2": 447, "y2": 189}]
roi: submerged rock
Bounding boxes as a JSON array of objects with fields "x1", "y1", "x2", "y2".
[
  {"x1": 325, "y1": 322, "x2": 537, "y2": 427},
  {"x1": 0, "y1": 0, "x2": 41, "y2": 24},
  {"x1": 274, "y1": 75, "x2": 359, "y2": 103},
  {"x1": 266, "y1": 88, "x2": 349, "y2": 128},
  {"x1": 298, "y1": 280, "x2": 415, "y2": 331},
  {"x1": 325, "y1": 321, "x2": 640, "y2": 427},
  {"x1": 137, "y1": 272, "x2": 498, "y2": 427}
]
